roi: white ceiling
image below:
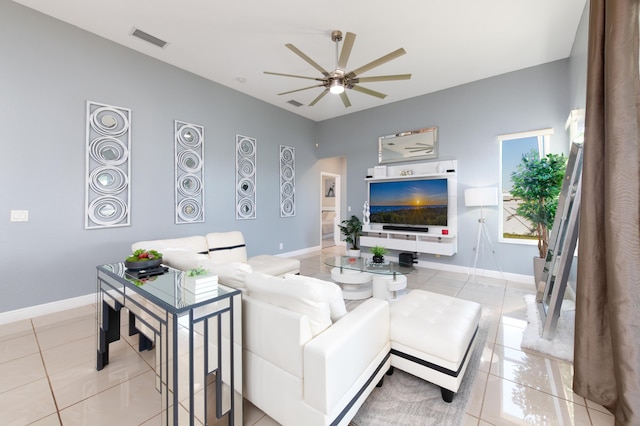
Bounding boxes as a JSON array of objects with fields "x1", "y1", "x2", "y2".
[{"x1": 13, "y1": 0, "x2": 587, "y2": 122}]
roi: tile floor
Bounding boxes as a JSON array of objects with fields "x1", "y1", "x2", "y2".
[{"x1": 0, "y1": 246, "x2": 615, "y2": 425}]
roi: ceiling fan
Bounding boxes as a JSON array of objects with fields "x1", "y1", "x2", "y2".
[{"x1": 264, "y1": 30, "x2": 411, "y2": 108}]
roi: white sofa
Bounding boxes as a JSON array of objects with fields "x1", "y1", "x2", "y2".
[
  {"x1": 132, "y1": 233, "x2": 389, "y2": 425},
  {"x1": 131, "y1": 231, "x2": 300, "y2": 287},
  {"x1": 243, "y1": 273, "x2": 391, "y2": 426}
]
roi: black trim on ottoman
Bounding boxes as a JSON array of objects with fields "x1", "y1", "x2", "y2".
[{"x1": 390, "y1": 325, "x2": 478, "y2": 402}]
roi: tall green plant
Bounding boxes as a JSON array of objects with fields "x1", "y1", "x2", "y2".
[
  {"x1": 338, "y1": 215, "x2": 362, "y2": 250},
  {"x1": 510, "y1": 149, "x2": 567, "y2": 258}
]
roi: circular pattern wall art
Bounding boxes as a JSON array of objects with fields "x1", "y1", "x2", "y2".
[
  {"x1": 85, "y1": 101, "x2": 131, "y2": 229},
  {"x1": 236, "y1": 135, "x2": 257, "y2": 220},
  {"x1": 280, "y1": 145, "x2": 295, "y2": 217},
  {"x1": 175, "y1": 121, "x2": 205, "y2": 223}
]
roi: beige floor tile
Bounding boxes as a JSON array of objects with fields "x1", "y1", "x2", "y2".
[
  {"x1": 489, "y1": 344, "x2": 584, "y2": 406},
  {"x1": 41, "y1": 334, "x2": 96, "y2": 375},
  {"x1": 49, "y1": 339, "x2": 151, "y2": 409},
  {"x1": 59, "y1": 370, "x2": 161, "y2": 425},
  {"x1": 458, "y1": 283, "x2": 505, "y2": 308},
  {"x1": 0, "y1": 352, "x2": 46, "y2": 393},
  {"x1": 466, "y1": 370, "x2": 488, "y2": 418},
  {"x1": 34, "y1": 315, "x2": 95, "y2": 351},
  {"x1": 31, "y1": 304, "x2": 95, "y2": 329},
  {"x1": 482, "y1": 374, "x2": 591, "y2": 425},
  {"x1": 462, "y1": 413, "x2": 480, "y2": 425},
  {"x1": 433, "y1": 270, "x2": 471, "y2": 282},
  {"x1": 0, "y1": 319, "x2": 33, "y2": 342},
  {"x1": 495, "y1": 322, "x2": 526, "y2": 351},
  {"x1": 589, "y1": 407, "x2": 615, "y2": 425},
  {"x1": 0, "y1": 332, "x2": 39, "y2": 364},
  {"x1": 468, "y1": 275, "x2": 507, "y2": 289},
  {"x1": 478, "y1": 342, "x2": 494, "y2": 374},
  {"x1": 243, "y1": 399, "x2": 268, "y2": 426},
  {"x1": 419, "y1": 279, "x2": 463, "y2": 297},
  {"x1": 0, "y1": 378, "x2": 57, "y2": 425},
  {"x1": 29, "y1": 413, "x2": 62, "y2": 425}
]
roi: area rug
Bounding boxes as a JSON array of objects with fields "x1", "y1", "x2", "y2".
[
  {"x1": 521, "y1": 294, "x2": 575, "y2": 362},
  {"x1": 350, "y1": 318, "x2": 488, "y2": 426}
]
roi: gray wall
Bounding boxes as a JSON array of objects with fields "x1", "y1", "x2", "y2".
[
  {"x1": 0, "y1": 1, "x2": 317, "y2": 312},
  {"x1": 0, "y1": 0, "x2": 586, "y2": 313},
  {"x1": 316, "y1": 60, "x2": 572, "y2": 276}
]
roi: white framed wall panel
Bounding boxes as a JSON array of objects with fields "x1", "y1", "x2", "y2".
[
  {"x1": 236, "y1": 135, "x2": 257, "y2": 220},
  {"x1": 85, "y1": 101, "x2": 131, "y2": 229},
  {"x1": 279, "y1": 145, "x2": 295, "y2": 217},
  {"x1": 174, "y1": 120, "x2": 205, "y2": 224}
]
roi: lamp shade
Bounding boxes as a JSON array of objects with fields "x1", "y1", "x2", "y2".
[{"x1": 464, "y1": 187, "x2": 499, "y2": 207}]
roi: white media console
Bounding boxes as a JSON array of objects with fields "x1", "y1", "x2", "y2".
[{"x1": 361, "y1": 160, "x2": 458, "y2": 257}]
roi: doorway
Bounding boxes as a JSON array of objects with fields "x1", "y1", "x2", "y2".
[{"x1": 320, "y1": 172, "x2": 340, "y2": 248}]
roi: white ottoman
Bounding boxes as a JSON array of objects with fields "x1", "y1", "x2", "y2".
[{"x1": 389, "y1": 290, "x2": 481, "y2": 402}]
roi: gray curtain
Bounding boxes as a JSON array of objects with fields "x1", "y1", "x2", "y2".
[{"x1": 574, "y1": 0, "x2": 640, "y2": 425}]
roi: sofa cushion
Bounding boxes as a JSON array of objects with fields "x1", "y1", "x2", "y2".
[
  {"x1": 249, "y1": 255, "x2": 301, "y2": 277},
  {"x1": 245, "y1": 273, "x2": 332, "y2": 336},
  {"x1": 284, "y1": 274, "x2": 346, "y2": 321},
  {"x1": 205, "y1": 231, "x2": 248, "y2": 264}
]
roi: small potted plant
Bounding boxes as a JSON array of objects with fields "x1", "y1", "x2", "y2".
[
  {"x1": 370, "y1": 245, "x2": 388, "y2": 264},
  {"x1": 338, "y1": 215, "x2": 363, "y2": 257}
]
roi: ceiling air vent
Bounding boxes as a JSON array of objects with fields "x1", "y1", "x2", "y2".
[
  {"x1": 132, "y1": 28, "x2": 167, "y2": 48},
  {"x1": 287, "y1": 100, "x2": 303, "y2": 107}
]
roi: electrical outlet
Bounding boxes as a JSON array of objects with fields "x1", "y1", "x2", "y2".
[
  {"x1": 10, "y1": 210, "x2": 29, "y2": 222},
  {"x1": 348, "y1": 206, "x2": 351, "y2": 212},
  {"x1": 279, "y1": 242, "x2": 283, "y2": 250}
]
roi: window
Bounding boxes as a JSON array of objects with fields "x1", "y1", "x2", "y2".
[{"x1": 499, "y1": 128, "x2": 554, "y2": 244}]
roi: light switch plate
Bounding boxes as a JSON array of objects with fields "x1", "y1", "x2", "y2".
[{"x1": 10, "y1": 210, "x2": 29, "y2": 222}]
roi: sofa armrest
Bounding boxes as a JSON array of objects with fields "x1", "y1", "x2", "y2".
[
  {"x1": 243, "y1": 295, "x2": 313, "y2": 378},
  {"x1": 303, "y1": 298, "x2": 390, "y2": 414}
]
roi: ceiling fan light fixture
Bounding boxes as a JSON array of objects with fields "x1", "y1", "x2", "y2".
[{"x1": 329, "y1": 79, "x2": 345, "y2": 94}]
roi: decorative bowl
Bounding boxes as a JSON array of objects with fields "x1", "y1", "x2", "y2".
[{"x1": 125, "y1": 258, "x2": 163, "y2": 270}]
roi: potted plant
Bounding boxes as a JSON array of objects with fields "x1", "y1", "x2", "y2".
[
  {"x1": 510, "y1": 149, "x2": 567, "y2": 282},
  {"x1": 370, "y1": 245, "x2": 388, "y2": 264},
  {"x1": 338, "y1": 215, "x2": 363, "y2": 257}
]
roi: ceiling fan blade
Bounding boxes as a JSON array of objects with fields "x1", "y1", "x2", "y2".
[
  {"x1": 277, "y1": 84, "x2": 324, "y2": 96},
  {"x1": 309, "y1": 89, "x2": 330, "y2": 106},
  {"x1": 337, "y1": 32, "x2": 356, "y2": 70},
  {"x1": 286, "y1": 43, "x2": 330, "y2": 77},
  {"x1": 347, "y1": 48, "x2": 407, "y2": 78},
  {"x1": 264, "y1": 71, "x2": 321, "y2": 81},
  {"x1": 351, "y1": 85, "x2": 387, "y2": 99},
  {"x1": 340, "y1": 91, "x2": 352, "y2": 108},
  {"x1": 356, "y1": 74, "x2": 412, "y2": 83}
]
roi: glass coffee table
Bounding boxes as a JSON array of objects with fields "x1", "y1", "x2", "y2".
[{"x1": 324, "y1": 256, "x2": 414, "y2": 300}]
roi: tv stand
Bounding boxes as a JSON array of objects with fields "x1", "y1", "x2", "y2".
[
  {"x1": 361, "y1": 226, "x2": 457, "y2": 256},
  {"x1": 383, "y1": 225, "x2": 429, "y2": 233}
]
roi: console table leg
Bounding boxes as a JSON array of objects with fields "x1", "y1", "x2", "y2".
[{"x1": 97, "y1": 301, "x2": 120, "y2": 370}]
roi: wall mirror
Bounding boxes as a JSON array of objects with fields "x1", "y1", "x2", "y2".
[{"x1": 378, "y1": 127, "x2": 438, "y2": 164}]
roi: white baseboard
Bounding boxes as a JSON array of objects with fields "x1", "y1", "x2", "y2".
[{"x1": 0, "y1": 293, "x2": 95, "y2": 325}]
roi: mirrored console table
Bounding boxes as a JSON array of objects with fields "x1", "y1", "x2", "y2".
[{"x1": 96, "y1": 263, "x2": 242, "y2": 426}]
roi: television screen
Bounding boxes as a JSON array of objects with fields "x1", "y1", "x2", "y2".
[{"x1": 368, "y1": 178, "x2": 448, "y2": 227}]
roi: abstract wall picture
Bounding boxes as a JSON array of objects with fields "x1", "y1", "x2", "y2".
[
  {"x1": 236, "y1": 135, "x2": 257, "y2": 220},
  {"x1": 85, "y1": 101, "x2": 131, "y2": 229},
  {"x1": 175, "y1": 120, "x2": 205, "y2": 223},
  {"x1": 279, "y1": 145, "x2": 295, "y2": 217}
]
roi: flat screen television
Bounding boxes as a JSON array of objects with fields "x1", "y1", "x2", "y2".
[{"x1": 368, "y1": 178, "x2": 448, "y2": 227}]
